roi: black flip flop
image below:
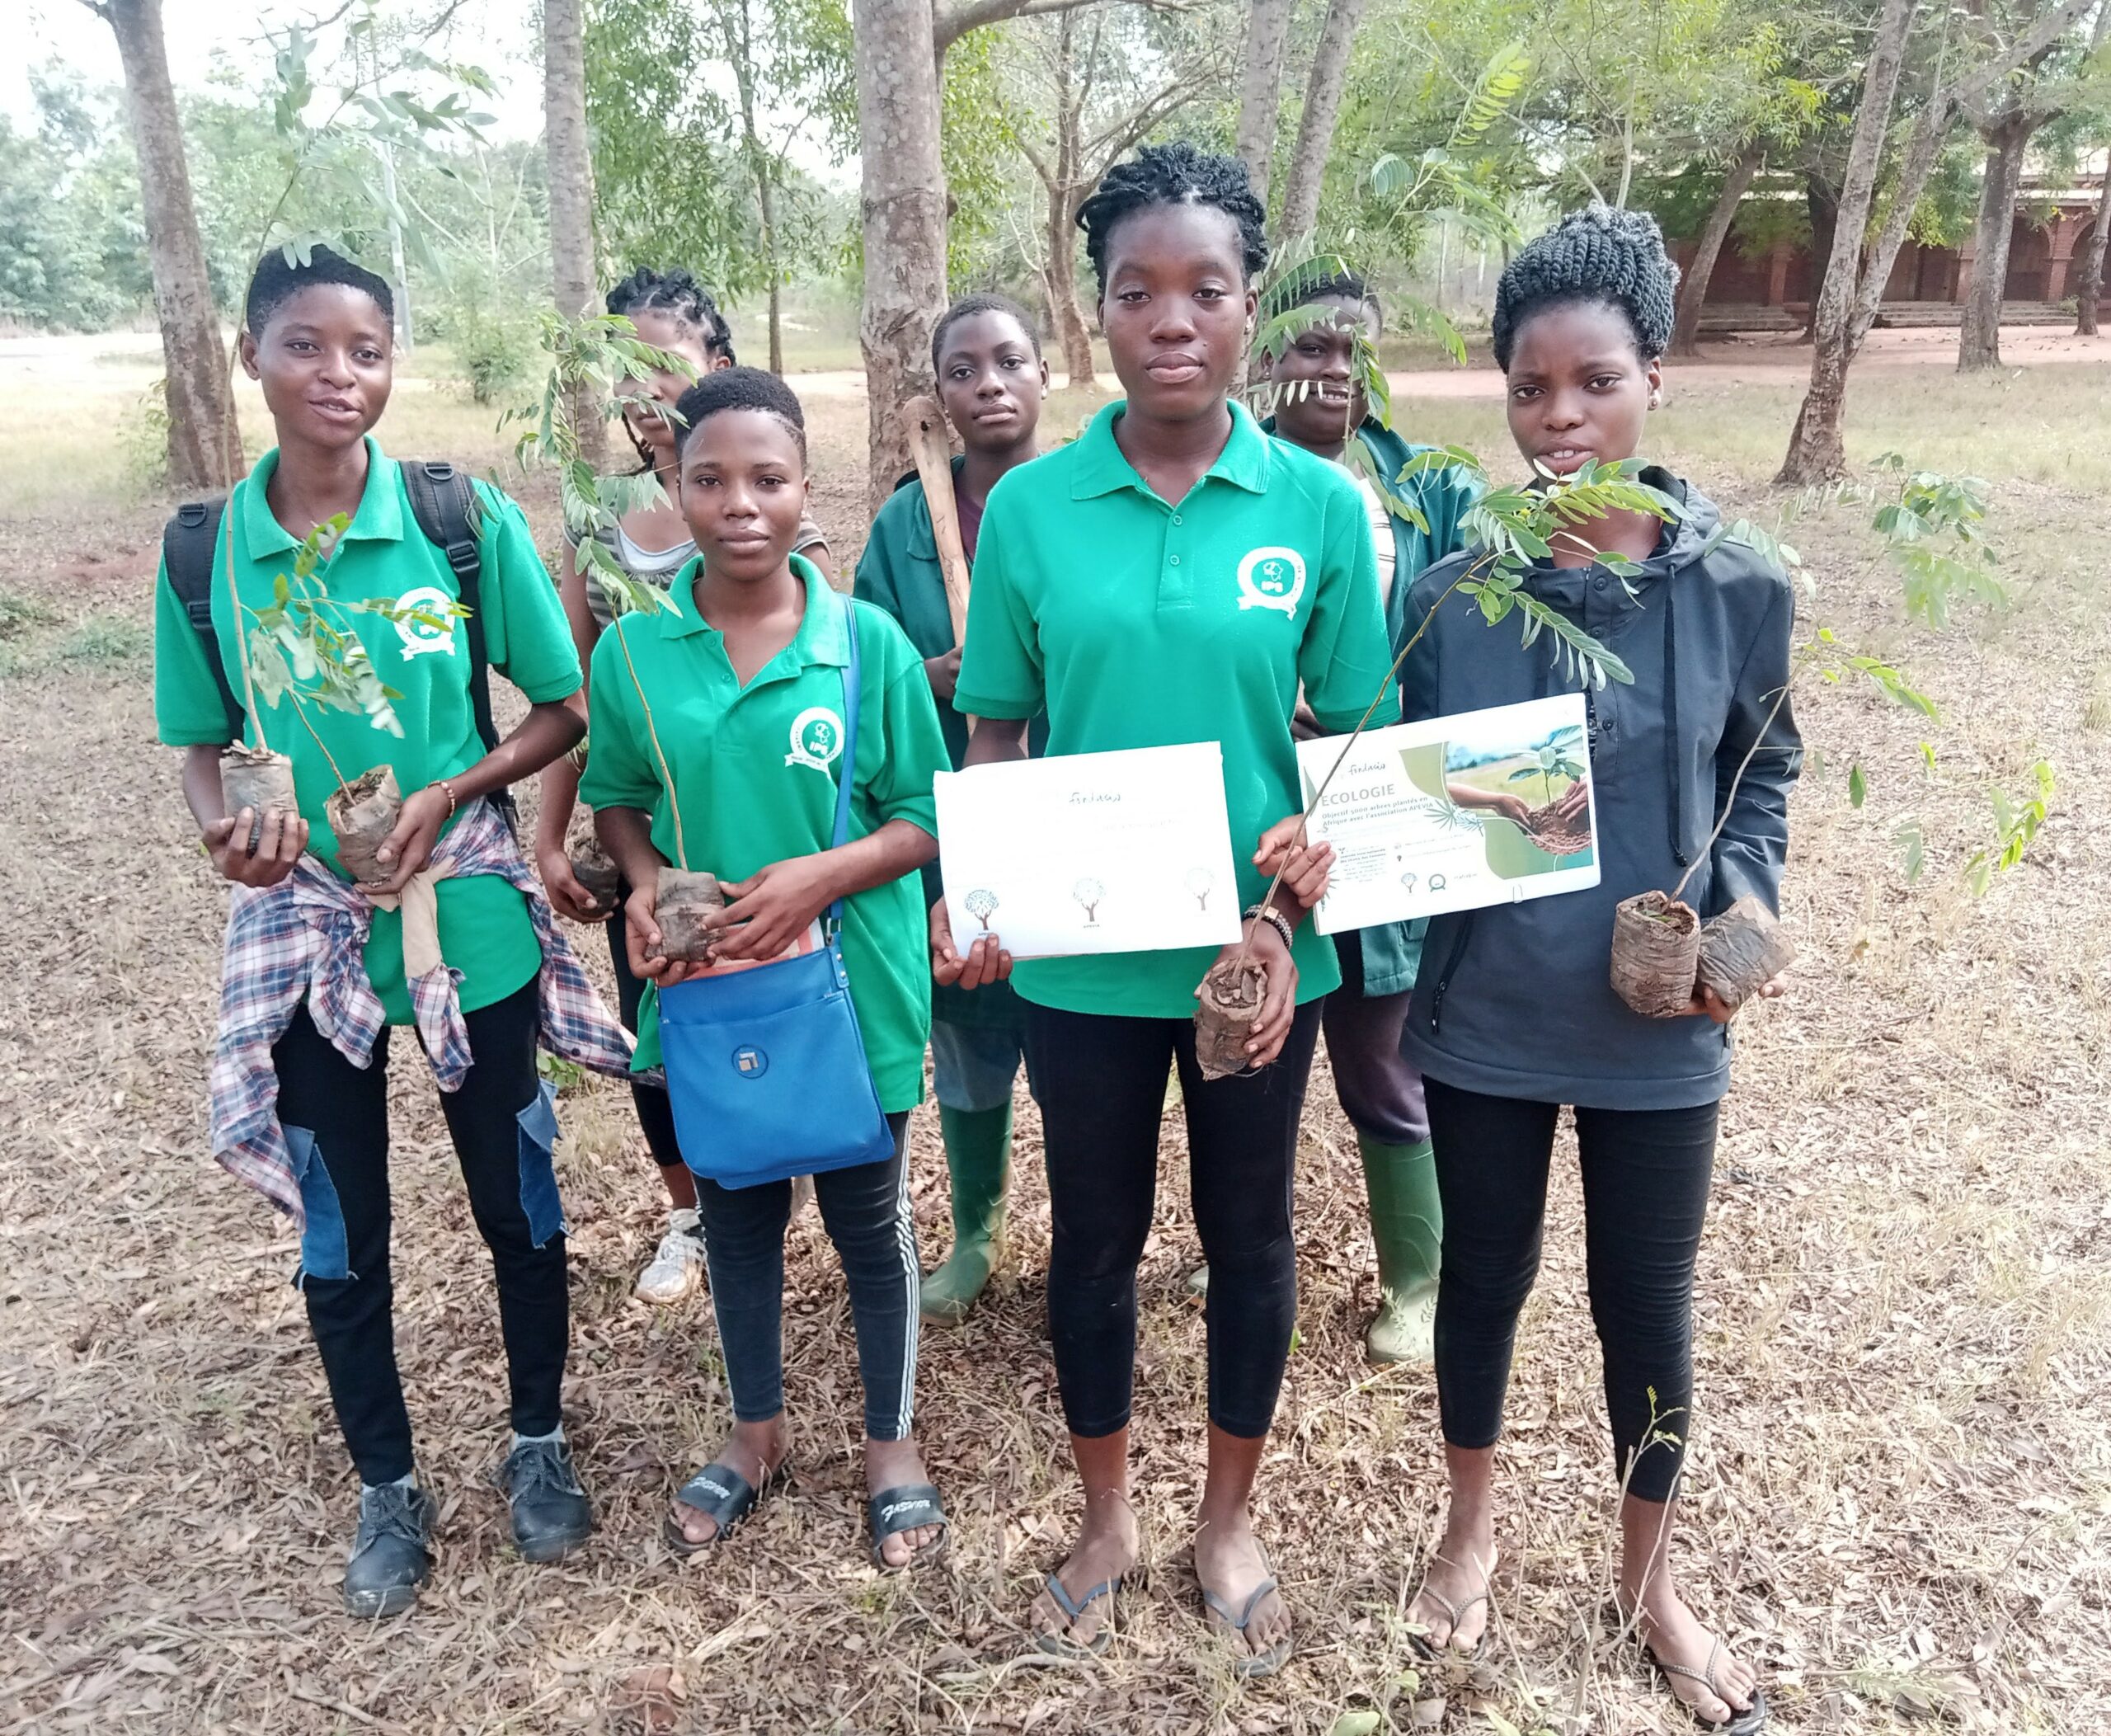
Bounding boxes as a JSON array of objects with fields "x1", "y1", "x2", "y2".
[
  {"x1": 1644, "y1": 1640, "x2": 1769, "y2": 1734},
  {"x1": 867, "y1": 1483, "x2": 948, "y2": 1570},
  {"x1": 1034, "y1": 1571, "x2": 1121, "y2": 1658},
  {"x1": 1202, "y1": 1574, "x2": 1292, "y2": 1680},
  {"x1": 663, "y1": 1458, "x2": 787, "y2": 1556}
]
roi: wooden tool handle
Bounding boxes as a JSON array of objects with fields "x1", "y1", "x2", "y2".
[{"x1": 900, "y1": 395, "x2": 971, "y2": 647}]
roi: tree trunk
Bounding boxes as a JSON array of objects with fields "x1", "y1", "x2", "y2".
[
  {"x1": 853, "y1": 0, "x2": 949, "y2": 511},
  {"x1": 2077, "y1": 162, "x2": 2111, "y2": 336},
  {"x1": 1669, "y1": 144, "x2": 1762, "y2": 357},
  {"x1": 1796, "y1": 172, "x2": 1841, "y2": 342},
  {"x1": 1959, "y1": 112, "x2": 2035, "y2": 370},
  {"x1": 543, "y1": 0, "x2": 605, "y2": 468},
  {"x1": 96, "y1": 0, "x2": 242, "y2": 492},
  {"x1": 1777, "y1": 0, "x2": 1913, "y2": 485},
  {"x1": 1047, "y1": 186, "x2": 1095, "y2": 387},
  {"x1": 724, "y1": 0, "x2": 784, "y2": 375},
  {"x1": 1278, "y1": 0, "x2": 1370, "y2": 239},
  {"x1": 1234, "y1": 0, "x2": 1293, "y2": 205}
]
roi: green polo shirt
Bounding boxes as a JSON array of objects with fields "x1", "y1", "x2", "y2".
[
  {"x1": 153, "y1": 438, "x2": 583, "y2": 1023},
  {"x1": 580, "y1": 557, "x2": 947, "y2": 1112},
  {"x1": 954, "y1": 398, "x2": 1399, "y2": 1019}
]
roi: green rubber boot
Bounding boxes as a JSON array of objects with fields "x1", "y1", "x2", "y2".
[
  {"x1": 1361, "y1": 1135, "x2": 1441, "y2": 1367},
  {"x1": 919, "y1": 1102, "x2": 1013, "y2": 1326}
]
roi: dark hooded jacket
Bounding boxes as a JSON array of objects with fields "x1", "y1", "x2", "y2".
[{"x1": 1399, "y1": 470, "x2": 1801, "y2": 1109}]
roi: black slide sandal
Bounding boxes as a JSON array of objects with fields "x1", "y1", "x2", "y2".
[
  {"x1": 664, "y1": 1459, "x2": 787, "y2": 1556},
  {"x1": 867, "y1": 1483, "x2": 948, "y2": 1570}
]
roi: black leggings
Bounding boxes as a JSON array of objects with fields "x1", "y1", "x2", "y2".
[
  {"x1": 1026, "y1": 999, "x2": 1323, "y2": 1441},
  {"x1": 693, "y1": 1113, "x2": 919, "y2": 1441},
  {"x1": 275, "y1": 980, "x2": 567, "y2": 1487},
  {"x1": 1423, "y1": 1075, "x2": 1719, "y2": 1504},
  {"x1": 605, "y1": 878, "x2": 684, "y2": 1170}
]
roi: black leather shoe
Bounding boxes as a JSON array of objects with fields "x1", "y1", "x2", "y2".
[
  {"x1": 343, "y1": 1482, "x2": 436, "y2": 1619},
  {"x1": 505, "y1": 1437, "x2": 593, "y2": 1563}
]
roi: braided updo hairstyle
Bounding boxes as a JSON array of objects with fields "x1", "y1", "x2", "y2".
[
  {"x1": 606, "y1": 266, "x2": 736, "y2": 362},
  {"x1": 1491, "y1": 206, "x2": 1679, "y2": 371},
  {"x1": 1074, "y1": 142, "x2": 1269, "y2": 292}
]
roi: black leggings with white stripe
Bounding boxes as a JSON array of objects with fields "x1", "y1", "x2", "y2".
[{"x1": 692, "y1": 1113, "x2": 919, "y2": 1441}]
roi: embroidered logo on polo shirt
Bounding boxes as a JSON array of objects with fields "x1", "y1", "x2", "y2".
[
  {"x1": 786, "y1": 707, "x2": 844, "y2": 773},
  {"x1": 393, "y1": 586, "x2": 459, "y2": 658},
  {"x1": 1236, "y1": 547, "x2": 1306, "y2": 616}
]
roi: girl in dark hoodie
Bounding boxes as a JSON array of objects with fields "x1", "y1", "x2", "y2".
[{"x1": 1399, "y1": 208, "x2": 1796, "y2": 1735}]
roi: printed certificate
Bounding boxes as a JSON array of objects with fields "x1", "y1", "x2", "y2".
[
  {"x1": 934, "y1": 742, "x2": 1244, "y2": 958},
  {"x1": 1296, "y1": 694, "x2": 1601, "y2": 934}
]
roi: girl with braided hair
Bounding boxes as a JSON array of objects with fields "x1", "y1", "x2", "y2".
[
  {"x1": 1398, "y1": 206, "x2": 1794, "y2": 1733},
  {"x1": 937, "y1": 142, "x2": 1392, "y2": 1676},
  {"x1": 534, "y1": 269, "x2": 834, "y2": 1305}
]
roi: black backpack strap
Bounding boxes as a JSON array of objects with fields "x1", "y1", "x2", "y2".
[
  {"x1": 401, "y1": 459, "x2": 519, "y2": 831},
  {"x1": 162, "y1": 497, "x2": 242, "y2": 742},
  {"x1": 400, "y1": 460, "x2": 497, "y2": 752}
]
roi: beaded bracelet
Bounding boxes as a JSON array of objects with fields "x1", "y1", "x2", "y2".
[
  {"x1": 436, "y1": 778, "x2": 460, "y2": 819},
  {"x1": 1242, "y1": 903, "x2": 1295, "y2": 952}
]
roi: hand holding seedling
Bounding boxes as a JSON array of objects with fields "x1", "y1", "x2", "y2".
[
  {"x1": 1683, "y1": 973, "x2": 1787, "y2": 1025},
  {"x1": 931, "y1": 898, "x2": 1013, "y2": 989},
  {"x1": 1447, "y1": 782, "x2": 1532, "y2": 825},
  {"x1": 923, "y1": 648, "x2": 962, "y2": 703},
  {"x1": 1253, "y1": 816, "x2": 1335, "y2": 910},
  {"x1": 537, "y1": 840, "x2": 610, "y2": 925},
  {"x1": 623, "y1": 877, "x2": 703, "y2": 987},
  {"x1": 1197, "y1": 917, "x2": 1298, "y2": 1066},
  {"x1": 1553, "y1": 777, "x2": 1591, "y2": 823},
  {"x1": 359, "y1": 784, "x2": 450, "y2": 896},
  {"x1": 705, "y1": 856, "x2": 839, "y2": 962},
  {"x1": 204, "y1": 809, "x2": 309, "y2": 888}
]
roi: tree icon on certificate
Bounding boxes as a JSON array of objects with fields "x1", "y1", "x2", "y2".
[
  {"x1": 1185, "y1": 867, "x2": 1214, "y2": 911},
  {"x1": 963, "y1": 887, "x2": 999, "y2": 932},
  {"x1": 1073, "y1": 877, "x2": 1105, "y2": 927}
]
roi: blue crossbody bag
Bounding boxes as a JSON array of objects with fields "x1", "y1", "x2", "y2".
[{"x1": 655, "y1": 596, "x2": 896, "y2": 1188}]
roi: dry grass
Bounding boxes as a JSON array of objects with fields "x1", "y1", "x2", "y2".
[{"x1": 1, "y1": 351, "x2": 2107, "y2": 1735}]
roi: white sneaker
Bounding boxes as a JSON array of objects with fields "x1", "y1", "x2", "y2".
[{"x1": 634, "y1": 1209, "x2": 707, "y2": 1304}]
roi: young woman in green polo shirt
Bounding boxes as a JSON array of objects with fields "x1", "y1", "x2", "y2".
[
  {"x1": 152, "y1": 247, "x2": 605, "y2": 1618},
  {"x1": 938, "y1": 143, "x2": 1397, "y2": 1676},
  {"x1": 1253, "y1": 267, "x2": 1482, "y2": 1367},
  {"x1": 853, "y1": 292, "x2": 1049, "y2": 1326},
  {"x1": 581, "y1": 367, "x2": 955, "y2": 1570},
  {"x1": 535, "y1": 268, "x2": 835, "y2": 1306}
]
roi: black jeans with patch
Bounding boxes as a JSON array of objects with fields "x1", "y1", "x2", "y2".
[{"x1": 275, "y1": 979, "x2": 568, "y2": 1486}]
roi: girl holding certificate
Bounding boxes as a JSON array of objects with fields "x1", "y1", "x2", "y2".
[
  {"x1": 936, "y1": 143, "x2": 1396, "y2": 1677},
  {"x1": 1253, "y1": 266, "x2": 1481, "y2": 1367},
  {"x1": 582, "y1": 368, "x2": 955, "y2": 1572},
  {"x1": 1398, "y1": 209, "x2": 1794, "y2": 1734}
]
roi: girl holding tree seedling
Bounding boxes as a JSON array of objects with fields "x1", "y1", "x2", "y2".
[
  {"x1": 935, "y1": 143, "x2": 1389, "y2": 1677},
  {"x1": 1397, "y1": 208, "x2": 1795, "y2": 1734},
  {"x1": 153, "y1": 245, "x2": 632, "y2": 1621},
  {"x1": 581, "y1": 368, "x2": 955, "y2": 1571},
  {"x1": 1250, "y1": 265, "x2": 1481, "y2": 1367},
  {"x1": 534, "y1": 267, "x2": 836, "y2": 1306},
  {"x1": 854, "y1": 292, "x2": 1050, "y2": 1327}
]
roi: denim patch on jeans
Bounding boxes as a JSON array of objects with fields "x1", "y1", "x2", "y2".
[
  {"x1": 514, "y1": 1082, "x2": 567, "y2": 1249},
  {"x1": 286, "y1": 1122, "x2": 350, "y2": 1287}
]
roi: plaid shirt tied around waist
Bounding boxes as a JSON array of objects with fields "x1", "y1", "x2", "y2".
[{"x1": 208, "y1": 797, "x2": 633, "y2": 1221}]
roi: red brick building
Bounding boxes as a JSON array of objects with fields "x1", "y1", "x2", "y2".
[{"x1": 1674, "y1": 176, "x2": 2109, "y2": 328}]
